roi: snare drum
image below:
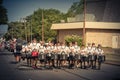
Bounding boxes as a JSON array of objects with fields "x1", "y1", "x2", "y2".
[
  {"x1": 38, "y1": 52, "x2": 45, "y2": 60},
  {"x1": 60, "y1": 51, "x2": 67, "y2": 60}
]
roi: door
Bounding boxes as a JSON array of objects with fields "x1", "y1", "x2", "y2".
[{"x1": 112, "y1": 36, "x2": 118, "y2": 48}]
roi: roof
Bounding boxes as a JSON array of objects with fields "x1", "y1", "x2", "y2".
[{"x1": 51, "y1": 22, "x2": 120, "y2": 30}]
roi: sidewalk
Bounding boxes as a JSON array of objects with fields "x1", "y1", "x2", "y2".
[
  {"x1": 104, "y1": 53, "x2": 120, "y2": 66},
  {"x1": 105, "y1": 60, "x2": 120, "y2": 66}
]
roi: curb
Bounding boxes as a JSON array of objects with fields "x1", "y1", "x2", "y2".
[{"x1": 104, "y1": 61, "x2": 120, "y2": 66}]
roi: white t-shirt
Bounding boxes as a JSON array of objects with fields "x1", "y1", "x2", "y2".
[
  {"x1": 22, "y1": 45, "x2": 26, "y2": 52},
  {"x1": 68, "y1": 46, "x2": 74, "y2": 53},
  {"x1": 85, "y1": 46, "x2": 92, "y2": 54},
  {"x1": 39, "y1": 45, "x2": 45, "y2": 53},
  {"x1": 80, "y1": 48, "x2": 86, "y2": 56},
  {"x1": 45, "y1": 46, "x2": 51, "y2": 53},
  {"x1": 73, "y1": 45, "x2": 80, "y2": 53},
  {"x1": 96, "y1": 48, "x2": 104, "y2": 55},
  {"x1": 56, "y1": 46, "x2": 61, "y2": 54},
  {"x1": 60, "y1": 46, "x2": 68, "y2": 54},
  {"x1": 30, "y1": 42, "x2": 39, "y2": 51},
  {"x1": 91, "y1": 46, "x2": 97, "y2": 55}
]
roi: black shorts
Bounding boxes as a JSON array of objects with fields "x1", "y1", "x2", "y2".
[
  {"x1": 81, "y1": 56, "x2": 86, "y2": 62},
  {"x1": 46, "y1": 56, "x2": 51, "y2": 61},
  {"x1": 21, "y1": 53, "x2": 26, "y2": 58},
  {"x1": 32, "y1": 56, "x2": 38, "y2": 60},
  {"x1": 40, "y1": 59, "x2": 45, "y2": 62},
  {"x1": 14, "y1": 52, "x2": 21, "y2": 57},
  {"x1": 57, "y1": 54, "x2": 61, "y2": 60}
]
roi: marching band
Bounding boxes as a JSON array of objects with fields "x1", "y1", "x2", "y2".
[{"x1": 21, "y1": 39, "x2": 105, "y2": 70}]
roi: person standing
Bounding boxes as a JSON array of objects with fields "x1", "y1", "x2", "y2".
[
  {"x1": 91, "y1": 43, "x2": 97, "y2": 69},
  {"x1": 96, "y1": 44, "x2": 104, "y2": 70},
  {"x1": 38, "y1": 41, "x2": 45, "y2": 67},
  {"x1": 14, "y1": 38, "x2": 22, "y2": 63},
  {"x1": 80, "y1": 45, "x2": 87, "y2": 69},
  {"x1": 44, "y1": 43, "x2": 52, "y2": 68},
  {"x1": 73, "y1": 42, "x2": 80, "y2": 68},
  {"x1": 85, "y1": 43, "x2": 92, "y2": 68},
  {"x1": 56, "y1": 42, "x2": 61, "y2": 68},
  {"x1": 60, "y1": 42, "x2": 68, "y2": 68},
  {"x1": 68, "y1": 42, "x2": 75, "y2": 69},
  {"x1": 30, "y1": 38, "x2": 39, "y2": 68}
]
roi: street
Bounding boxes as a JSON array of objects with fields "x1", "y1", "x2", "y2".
[{"x1": 0, "y1": 50, "x2": 120, "y2": 80}]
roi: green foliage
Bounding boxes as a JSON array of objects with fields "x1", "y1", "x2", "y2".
[
  {"x1": 5, "y1": 8, "x2": 66, "y2": 41},
  {"x1": 66, "y1": 0, "x2": 84, "y2": 17},
  {"x1": 26, "y1": 8, "x2": 67, "y2": 42},
  {"x1": 4, "y1": 22, "x2": 26, "y2": 40},
  {"x1": 64, "y1": 34, "x2": 82, "y2": 46},
  {"x1": 4, "y1": 0, "x2": 84, "y2": 41}
]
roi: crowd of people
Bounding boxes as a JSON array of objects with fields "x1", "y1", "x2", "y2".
[
  {"x1": 12, "y1": 38, "x2": 105, "y2": 70},
  {"x1": 1, "y1": 38, "x2": 106, "y2": 70}
]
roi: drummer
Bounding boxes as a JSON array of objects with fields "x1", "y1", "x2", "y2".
[
  {"x1": 56, "y1": 42, "x2": 62, "y2": 68},
  {"x1": 44, "y1": 42, "x2": 52, "y2": 68},
  {"x1": 21, "y1": 43, "x2": 28, "y2": 60},
  {"x1": 85, "y1": 43, "x2": 92, "y2": 68},
  {"x1": 96, "y1": 44, "x2": 104, "y2": 70},
  {"x1": 80, "y1": 45, "x2": 87, "y2": 69},
  {"x1": 49, "y1": 42, "x2": 55, "y2": 68},
  {"x1": 91, "y1": 43, "x2": 97, "y2": 69},
  {"x1": 29, "y1": 38, "x2": 39, "y2": 68},
  {"x1": 38, "y1": 41, "x2": 45, "y2": 67},
  {"x1": 60, "y1": 42, "x2": 69, "y2": 68},
  {"x1": 68, "y1": 42, "x2": 75, "y2": 68},
  {"x1": 73, "y1": 42, "x2": 80, "y2": 68}
]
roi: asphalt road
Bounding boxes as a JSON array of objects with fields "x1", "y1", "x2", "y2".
[{"x1": 0, "y1": 50, "x2": 120, "y2": 80}]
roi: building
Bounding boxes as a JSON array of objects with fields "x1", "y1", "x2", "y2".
[
  {"x1": 86, "y1": 0, "x2": 120, "y2": 22},
  {"x1": 51, "y1": 0, "x2": 120, "y2": 48},
  {"x1": 51, "y1": 22, "x2": 120, "y2": 48}
]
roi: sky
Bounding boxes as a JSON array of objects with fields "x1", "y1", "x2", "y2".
[{"x1": 3, "y1": 0, "x2": 80, "y2": 22}]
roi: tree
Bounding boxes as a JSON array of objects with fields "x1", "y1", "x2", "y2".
[
  {"x1": 4, "y1": 21, "x2": 26, "y2": 40},
  {"x1": 0, "y1": 0, "x2": 8, "y2": 24},
  {"x1": 64, "y1": 34, "x2": 82, "y2": 46},
  {"x1": 26, "y1": 8, "x2": 66, "y2": 42},
  {"x1": 5, "y1": 8, "x2": 67, "y2": 41},
  {"x1": 66, "y1": 0, "x2": 84, "y2": 17}
]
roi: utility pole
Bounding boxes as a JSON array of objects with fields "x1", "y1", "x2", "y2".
[
  {"x1": 20, "y1": 18, "x2": 27, "y2": 42},
  {"x1": 24, "y1": 18, "x2": 27, "y2": 42},
  {"x1": 42, "y1": 9, "x2": 44, "y2": 42},
  {"x1": 83, "y1": 0, "x2": 86, "y2": 45},
  {"x1": 30, "y1": 18, "x2": 32, "y2": 42},
  {"x1": 12, "y1": 26, "x2": 13, "y2": 39}
]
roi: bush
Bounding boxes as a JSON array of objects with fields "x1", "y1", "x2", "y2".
[{"x1": 64, "y1": 35, "x2": 82, "y2": 46}]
